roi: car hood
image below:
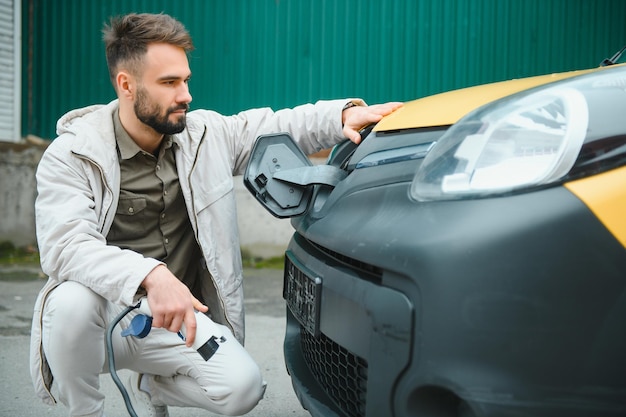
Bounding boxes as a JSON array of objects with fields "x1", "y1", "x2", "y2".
[{"x1": 374, "y1": 67, "x2": 604, "y2": 132}]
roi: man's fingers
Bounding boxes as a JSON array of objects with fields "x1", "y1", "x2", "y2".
[
  {"x1": 192, "y1": 297, "x2": 209, "y2": 313},
  {"x1": 372, "y1": 101, "x2": 404, "y2": 115},
  {"x1": 183, "y1": 310, "x2": 197, "y2": 347},
  {"x1": 150, "y1": 314, "x2": 163, "y2": 329},
  {"x1": 151, "y1": 308, "x2": 198, "y2": 348},
  {"x1": 343, "y1": 128, "x2": 362, "y2": 144},
  {"x1": 151, "y1": 312, "x2": 176, "y2": 330},
  {"x1": 343, "y1": 101, "x2": 404, "y2": 143},
  {"x1": 167, "y1": 314, "x2": 183, "y2": 333}
]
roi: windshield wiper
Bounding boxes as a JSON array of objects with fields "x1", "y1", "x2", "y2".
[{"x1": 600, "y1": 45, "x2": 626, "y2": 66}]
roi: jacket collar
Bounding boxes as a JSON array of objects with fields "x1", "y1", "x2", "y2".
[
  {"x1": 56, "y1": 100, "x2": 206, "y2": 182},
  {"x1": 59, "y1": 101, "x2": 119, "y2": 167}
]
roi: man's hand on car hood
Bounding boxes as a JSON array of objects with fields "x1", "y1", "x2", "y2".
[{"x1": 342, "y1": 101, "x2": 404, "y2": 144}]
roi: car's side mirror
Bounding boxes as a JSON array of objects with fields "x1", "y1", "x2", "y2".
[{"x1": 244, "y1": 133, "x2": 348, "y2": 218}]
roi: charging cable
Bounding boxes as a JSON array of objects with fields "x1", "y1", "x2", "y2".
[{"x1": 105, "y1": 303, "x2": 140, "y2": 417}]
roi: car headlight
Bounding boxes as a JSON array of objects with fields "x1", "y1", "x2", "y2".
[{"x1": 410, "y1": 83, "x2": 590, "y2": 201}]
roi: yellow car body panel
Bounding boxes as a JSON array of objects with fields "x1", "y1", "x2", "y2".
[
  {"x1": 374, "y1": 68, "x2": 600, "y2": 132},
  {"x1": 565, "y1": 166, "x2": 626, "y2": 248}
]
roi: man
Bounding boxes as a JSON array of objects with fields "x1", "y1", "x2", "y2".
[{"x1": 30, "y1": 12, "x2": 402, "y2": 417}]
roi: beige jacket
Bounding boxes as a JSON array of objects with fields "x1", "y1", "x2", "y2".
[{"x1": 30, "y1": 98, "x2": 353, "y2": 404}]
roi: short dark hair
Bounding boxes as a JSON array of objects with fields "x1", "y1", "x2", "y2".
[{"x1": 103, "y1": 13, "x2": 194, "y2": 84}]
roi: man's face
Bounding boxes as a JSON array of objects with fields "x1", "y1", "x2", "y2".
[
  {"x1": 133, "y1": 43, "x2": 193, "y2": 135},
  {"x1": 134, "y1": 84, "x2": 188, "y2": 134}
]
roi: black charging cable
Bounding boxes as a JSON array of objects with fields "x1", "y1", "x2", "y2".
[{"x1": 105, "y1": 304, "x2": 139, "y2": 417}]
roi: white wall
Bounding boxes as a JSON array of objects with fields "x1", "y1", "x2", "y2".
[
  {"x1": 0, "y1": 0, "x2": 21, "y2": 142},
  {"x1": 0, "y1": 143, "x2": 43, "y2": 246}
]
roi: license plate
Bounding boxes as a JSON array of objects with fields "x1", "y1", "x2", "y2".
[{"x1": 283, "y1": 253, "x2": 322, "y2": 337}]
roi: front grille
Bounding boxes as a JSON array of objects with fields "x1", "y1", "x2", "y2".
[{"x1": 300, "y1": 327, "x2": 368, "y2": 417}]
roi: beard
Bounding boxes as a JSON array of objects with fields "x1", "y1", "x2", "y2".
[{"x1": 134, "y1": 86, "x2": 189, "y2": 135}]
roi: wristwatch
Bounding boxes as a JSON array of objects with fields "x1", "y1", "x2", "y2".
[{"x1": 342, "y1": 101, "x2": 359, "y2": 112}]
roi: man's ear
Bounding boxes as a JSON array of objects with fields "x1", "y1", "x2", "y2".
[{"x1": 116, "y1": 71, "x2": 134, "y2": 100}]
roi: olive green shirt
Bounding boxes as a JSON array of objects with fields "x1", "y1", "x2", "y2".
[{"x1": 107, "y1": 113, "x2": 204, "y2": 296}]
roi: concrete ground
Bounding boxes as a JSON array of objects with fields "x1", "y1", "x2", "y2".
[{"x1": 0, "y1": 266, "x2": 310, "y2": 417}]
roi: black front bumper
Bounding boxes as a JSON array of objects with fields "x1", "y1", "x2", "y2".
[
  {"x1": 281, "y1": 183, "x2": 626, "y2": 417},
  {"x1": 283, "y1": 236, "x2": 413, "y2": 417}
]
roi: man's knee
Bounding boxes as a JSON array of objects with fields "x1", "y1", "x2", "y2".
[
  {"x1": 205, "y1": 360, "x2": 266, "y2": 416},
  {"x1": 41, "y1": 281, "x2": 110, "y2": 395},
  {"x1": 215, "y1": 365, "x2": 266, "y2": 416},
  {"x1": 43, "y1": 281, "x2": 108, "y2": 343}
]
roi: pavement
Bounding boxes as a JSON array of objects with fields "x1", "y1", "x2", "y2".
[{"x1": 0, "y1": 265, "x2": 310, "y2": 417}]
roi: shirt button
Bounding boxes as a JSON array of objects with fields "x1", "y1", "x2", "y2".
[
  {"x1": 164, "y1": 190, "x2": 168, "y2": 196},
  {"x1": 128, "y1": 207, "x2": 134, "y2": 213},
  {"x1": 164, "y1": 238, "x2": 169, "y2": 244},
  {"x1": 156, "y1": 165, "x2": 161, "y2": 171},
  {"x1": 161, "y1": 213, "x2": 166, "y2": 219}
]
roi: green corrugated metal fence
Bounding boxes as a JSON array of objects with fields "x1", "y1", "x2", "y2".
[{"x1": 22, "y1": 0, "x2": 626, "y2": 140}]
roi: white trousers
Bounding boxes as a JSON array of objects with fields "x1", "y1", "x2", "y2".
[{"x1": 41, "y1": 281, "x2": 266, "y2": 417}]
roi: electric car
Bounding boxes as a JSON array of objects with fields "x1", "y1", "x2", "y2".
[{"x1": 244, "y1": 62, "x2": 626, "y2": 417}]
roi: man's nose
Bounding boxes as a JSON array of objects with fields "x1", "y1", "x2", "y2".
[{"x1": 178, "y1": 83, "x2": 192, "y2": 104}]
